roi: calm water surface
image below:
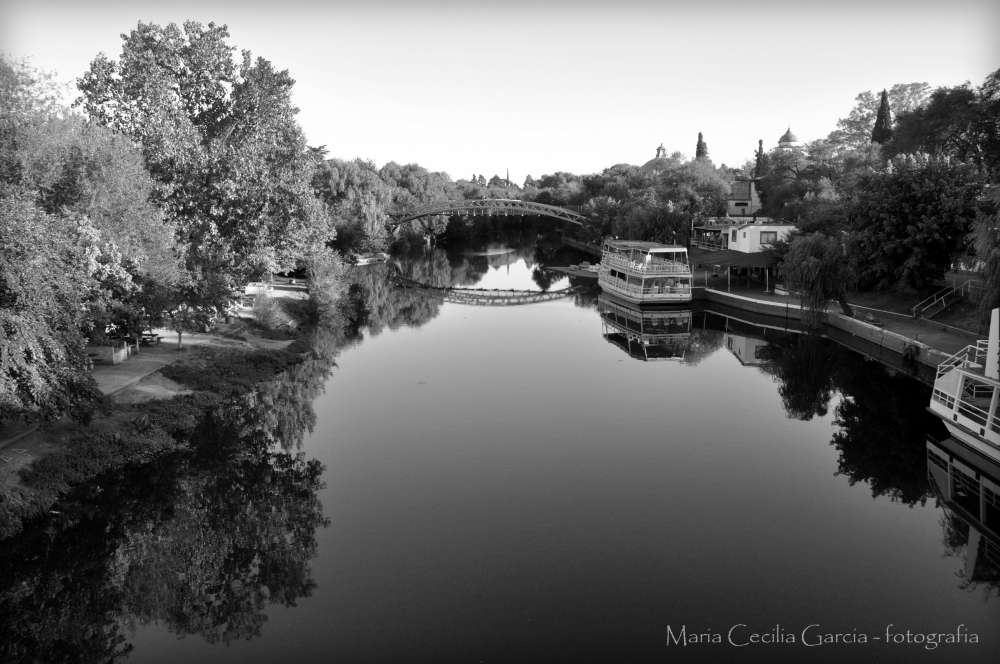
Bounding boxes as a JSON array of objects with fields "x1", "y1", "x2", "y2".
[{"x1": 3, "y1": 229, "x2": 999, "y2": 663}]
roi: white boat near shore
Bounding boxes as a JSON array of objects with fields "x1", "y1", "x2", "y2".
[
  {"x1": 929, "y1": 308, "x2": 1000, "y2": 456},
  {"x1": 597, "y1": 239, "x2": 693, "y2": 304}
]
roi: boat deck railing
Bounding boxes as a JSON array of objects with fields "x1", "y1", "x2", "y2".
[
  {"x1": 601, "y1": 252, "x2": 691, "y2": 276},
  {"x1": 601, "y1": 280, "x2": 693, "y2": 298},
  {"x1": 936, "y1": 340, "x2": 991, "y2": 380}
]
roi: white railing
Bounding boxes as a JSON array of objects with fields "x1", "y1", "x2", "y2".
[
  {"x1": 937, "y1": 341, "x2": 990, "y2": 379},
  {"x1": 601, "y1": 252, "x2": 691, "y2": 276},
  {"x1": 913, "y1": 279, "x2": 974, "y2": 318},
  {"x1": 691, "y1": 237, "x2": 727, "y2": 251},
  {"x1": 602, "y1": 280, "x2": 692, "y2": 298}
]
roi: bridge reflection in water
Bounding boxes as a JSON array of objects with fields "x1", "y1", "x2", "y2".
[{"x1": 392, "y1": 275, "x2": 578, "y2": 306}]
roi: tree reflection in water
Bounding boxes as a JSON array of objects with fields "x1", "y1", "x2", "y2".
[
  {"x1": 0, "y1": 332, "x2": 338, "y2": 663},
  {"x1": 758, "y1": 333, "x2": 945, "y2": 506},
  {"x1": 758, "y1": 334, "x2": 837, "y2": 421}
]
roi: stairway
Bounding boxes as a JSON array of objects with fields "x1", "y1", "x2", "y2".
[{"x1": 913, "y1": 280, "x2": 973, "y2": 320}]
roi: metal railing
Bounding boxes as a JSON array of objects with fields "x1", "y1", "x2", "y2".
[
  {"x1": 912, "y1": 279, "x2": 973, "y2": 318},
  {"x1": 601, "y1": 279, "x2": 692, "y2": 298},
  {"x1": 601, "y1": 252, "x2": 691, "y2": 276},
  {"x1": 691, "y1": 237, "x2": 728, "y2": 251},
  {"x1": 936, "y1": 340, "x2": 990, "y2": 379}
]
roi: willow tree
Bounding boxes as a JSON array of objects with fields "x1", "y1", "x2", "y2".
[
  {"x1": 971, "y1": 189, "x2": 1000, "y2": 332},
  {"x1": 781, "y1": 232, "x2": 854, "y2": 328}
]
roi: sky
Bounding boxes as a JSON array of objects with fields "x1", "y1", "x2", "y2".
[{"x1": 2, "y1": 0, "x2": 998, "y2": 183}]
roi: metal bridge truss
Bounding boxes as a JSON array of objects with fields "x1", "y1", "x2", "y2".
[
  {"x1": 389, "y1": 199, "x2": 588, "y2": 228},
  {"x1": 394, "y1": 276, "x2": 577, "y2": 306}
]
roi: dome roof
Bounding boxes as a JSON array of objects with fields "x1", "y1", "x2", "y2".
[
  {"x1": 778, "y1": 127, "x2": 799, "y2": 144},
  {"x1": 639, "y1": 143, "x2": 670, "y2": 174},
  {"x1": 639, "y1": 157, "x2": 668, "y2": 175}
]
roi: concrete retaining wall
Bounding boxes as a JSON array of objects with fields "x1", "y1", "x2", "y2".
[
  {"x1": 705, "y1": 290, "x2": 803, "y2": 321},
  {"x1": 694, "y1": 287, "x2": 952, "y2": 373},
  {"x1": 823, "y1": 312, "x2": 949, "y2": 370}
]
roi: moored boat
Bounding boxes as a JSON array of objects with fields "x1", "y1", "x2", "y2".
[
  {"x1": 928, "y1": 308, "x2": 1000, "y2": 456},
  {"x1": 597, "y1": 239, "x2": 692, "y2": 304}
]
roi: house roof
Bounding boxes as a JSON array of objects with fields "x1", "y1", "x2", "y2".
[
  {"x1": 689, "y1": 249, "x2": 777, "y2": 268},
  {"x1": 728, "y1": 181, "x2": 753, "y2": 200},
  {"x1": 604, "y1": 240, "x2": 685, "y2": 251}
]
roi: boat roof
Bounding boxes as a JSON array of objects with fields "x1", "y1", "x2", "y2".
[{"x1": 603, "y1": 240, "x2": 687, "y2": 252}]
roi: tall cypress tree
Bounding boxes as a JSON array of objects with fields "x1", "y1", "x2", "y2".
[
  {"x1": 871, "y1": 89, "x2": 893, "y2": 144},
  {"x1": 696, "y1": 132, "x2": 708, "y2": 159},
  {"x1": 754, "y1": 139, "x2": 765, "y2": 178}
]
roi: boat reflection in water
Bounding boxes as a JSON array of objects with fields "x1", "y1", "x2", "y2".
[
  {"x1": 597, "y1": 294, "x2": 692, "y2": 361},
  {"x1": 927, "y1": 435, "x2": 1000, "y2": 592}
]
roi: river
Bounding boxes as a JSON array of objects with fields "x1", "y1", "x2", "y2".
[{"x1": 2, "y1": 222, "x2": 999, "y2": 663}]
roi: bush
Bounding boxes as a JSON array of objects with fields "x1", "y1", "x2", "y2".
[
  {"x1": 304, "y1": 248, "x2": 347, "y2": 326},
  {"x1": 253, "y1": 293, "x2": 295, "y2": 331},
  {"x1": 161, "y1": 347, "x2": 307, "y2": 397}
]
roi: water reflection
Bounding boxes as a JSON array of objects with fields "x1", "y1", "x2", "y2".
[
  {"x1": 928, "y1": 437, "x2": 1000, "y2": 597},
  {"x1": 0, "y1": 335, "x2": 336, "y2": 663},
  {"x1": 598, "y1": 295, "x2": 692, "y2": 361}
]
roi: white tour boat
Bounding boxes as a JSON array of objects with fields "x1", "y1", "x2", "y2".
[
  {"x1": 929, "y1": 308, "x2": 1000, "y2": 456},
  {"x1": 597, "y1": 240, "x2": 693, "y2": 304}
]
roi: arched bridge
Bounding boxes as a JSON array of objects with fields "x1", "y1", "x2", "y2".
[
  {"x1": 393, "y1": 276, "x2": 578, "y2": 306},
  {"x1": 389, "y1": 199, "x2": 588, "y2": 228}
]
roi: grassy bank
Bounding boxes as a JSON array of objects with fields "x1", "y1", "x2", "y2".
[{"x1": 0, "y1": 331, "x2": 315, "y2": 540}]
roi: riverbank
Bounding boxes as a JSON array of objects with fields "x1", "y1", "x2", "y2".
[{"x1": 0, "y1": 301, "x2": 314, "y2": 539}]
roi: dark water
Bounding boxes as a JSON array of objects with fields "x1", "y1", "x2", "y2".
[{"x1": 3, "y1": 224, "x2": 999, "y2": 663}]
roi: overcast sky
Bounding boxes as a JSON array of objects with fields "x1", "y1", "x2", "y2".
[{"x1": 2, "y1": 0, "x2": 998, "y2": 182}]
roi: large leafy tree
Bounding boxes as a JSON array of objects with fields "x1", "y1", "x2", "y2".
[
  {"x1": 0, "y1": 193, "x2": 104, "y2": 424},
  {"x1": 970, "y1": 188, "x2": 1000, "y2": 331},
  {"x1": 75, "y1": 21, "x2": 331, "y2": 281},
  {"x1": 846, "y1": 153, "x2": 984, "y2": 290},
  {"x1": 828, "y1": 83, "x2": 931, "y2": 149},
  {"x1": 889, "y1": 69, "x2": 1000, "y2": 179}
]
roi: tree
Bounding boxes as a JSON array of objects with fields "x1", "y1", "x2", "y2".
[
  {"x1": 695, "y1": 132, "x2": 708, "y2": 159},
  {"x1": 970, "y1": 188, "x2": 1000, "y2": 332},
  {"x1": 753, "y1": 139, "x2": 766, "y2": 178},
  {"x1": 871, "y1": 89, "x2": 893, "y2": 145},
  {"x1": 0, "y1": 192, "x2": 104, "y2": 424},
  {"x1": 780, "y1": 232, "x2": 854, "y2": 328},
  {"x1": 76, "y1": 21, "x2": 331, "y2": 281},
  {"x1": 16, "y1": 116, "x2": 182, "y2": 286},
  {"x1": 829, "y1": 83, "x2": 931, "y2": 149},
  {"x1": 888, "y1": 70, "x2": 1000, "y2": 179},
  {"x1": 847, "y1": 154, "x2": 984, "y2": 290}
]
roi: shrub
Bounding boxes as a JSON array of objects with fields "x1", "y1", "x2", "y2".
[
  {"x1": 253, "y1": 293, "x2": 294, "y2": 331},
  {"x1": 161, "y1": 348, "x2": 306, "y2": 397}
]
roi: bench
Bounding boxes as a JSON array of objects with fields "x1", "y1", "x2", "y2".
[{"x1": 141, "y1": 333, "x2": 161, "y2": 346}]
